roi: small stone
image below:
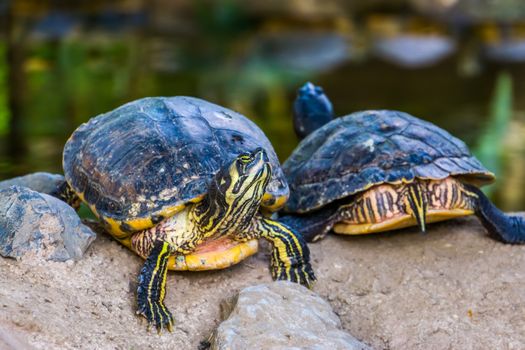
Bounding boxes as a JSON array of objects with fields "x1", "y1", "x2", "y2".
[
  {"x1": 0, "y1": 186, "x2": 95, "y2": 261},
  {"x1": 211, "y1": 281, "x2": 370, "y2": 350}
]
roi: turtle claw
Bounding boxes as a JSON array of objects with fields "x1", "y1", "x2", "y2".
[
  {"x1": 136, "y1": 299, "x2": 174, "y2": 333},
  {"x1": 260, "y1": 218, "x2": 317, "y2": 289},
  {"x1": 271, "y1": 253, "x2": 316, "y2": 289}
]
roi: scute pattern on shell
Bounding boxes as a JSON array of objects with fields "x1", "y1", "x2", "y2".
[
  {"x1": 283, "y1": 110, "x2": 494, "y2": 213},
  {"x1": 63, "y1": 96, "x2": 288, "y2": 224}
]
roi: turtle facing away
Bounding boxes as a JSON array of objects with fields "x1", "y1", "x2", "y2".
[
  {"x1": 280, "y1": 82, "x2": 525, "y2": 244},
  {"x1": 59, "y1": 96, "x2": 315, "y2": 331}
]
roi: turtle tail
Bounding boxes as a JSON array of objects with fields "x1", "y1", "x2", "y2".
[{"x1": 50, "y1": 180, "x2": 82, "y2": 211}]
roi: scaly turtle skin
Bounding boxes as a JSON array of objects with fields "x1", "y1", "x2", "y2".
[
  {"x1": 280, "y1": 82, "x2": 525, "y2": 245},
  {"x1": 60, "y1": 97, "x2": 315, "y2": 331}
]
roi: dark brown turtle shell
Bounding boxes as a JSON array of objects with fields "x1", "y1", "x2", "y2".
[
  {"x1": 63, "y1": 96, "x2": 288, "y2": 236},
  {"x1": 283, "y1": 110, "x2": 495, "y2": 213}
]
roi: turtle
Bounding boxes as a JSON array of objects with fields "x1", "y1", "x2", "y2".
[
  {"x1": 279, "y1": 82, "x2": 525, "y2": 245},
  {"x1": 56, "y1": 96, "x2": 315, "y2": 332}
]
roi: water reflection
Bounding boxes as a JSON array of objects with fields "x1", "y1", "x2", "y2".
[
  {"x1": 367, "y1": 15, "x2": 457, "y2": 67},
  {"x1": 1, "y1": 1, "x2": 525, "y2": 211},
  {"x1": 480, "y1": 23, "x2": 525, "y2": 62}
]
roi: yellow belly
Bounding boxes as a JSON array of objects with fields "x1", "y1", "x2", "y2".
[
  {"x1": 118, "y1": 235, "x2": 258, "y2": 271},
  {"x1": 168, "y1": 237, "x2": 258, "y2": 271}
]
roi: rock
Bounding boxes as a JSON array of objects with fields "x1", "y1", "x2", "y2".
[
  {"x1": 0, "y1": 186, "x2": 95, "y2": 261},
  {"x1": 211, "y1": 281, "x2": 370, "y2": 350},
  {"x1": 0, "y1": 326, "x2": 35, "y2": 350},
  {"x1": 0, "y1": 216, "x2": 524, "y2": 349},
  {"x1": 0, "y1": 172, "x2": 64, "y2": 196}
]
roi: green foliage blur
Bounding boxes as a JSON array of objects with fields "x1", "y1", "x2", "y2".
[{"x1": 474, "y1": 72, "x2": 513, "y2": 196}]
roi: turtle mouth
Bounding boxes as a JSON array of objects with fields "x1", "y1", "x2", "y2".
[
  {"x1": 169, "y1": 236, "x2": 258, "y2": 271},
  {"x1": 261, "y1": 192, "x2": 288, "y2": 212}
]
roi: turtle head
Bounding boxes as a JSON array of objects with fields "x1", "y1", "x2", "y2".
[
  {"x1": 293, "y1": 82, "x2": 334, "y2": 140},
  {"x1": 218, "y1": 147, "x2": 272, "y2": 207},
  {"x1": 200, "y1": 148, "x2": 272, "y2": 232}
]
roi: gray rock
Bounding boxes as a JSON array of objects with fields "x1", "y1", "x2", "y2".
[
  {"x1": 211, "y1": 281, "x2": 370, "y2": 350},
  {"x1": 0, "y1": 172, "x2": 65, "y2": 195},
  {"x1": 0, "y1": 186, "x2": 95, "y2": 261},
  {"x1": 0, "y1": 326, "x2": 35, "y2": 350}
]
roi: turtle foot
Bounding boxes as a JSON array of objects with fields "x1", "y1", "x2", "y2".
[
  {"x1": 271, "y1": 253, "x2": 316, "y2": 289},
  {"x1": 136, "y1": 240, "x2": 174, "y2": 333},
  {"x1": 136, "y1": 296, "x2": 174, "y2": 333}
]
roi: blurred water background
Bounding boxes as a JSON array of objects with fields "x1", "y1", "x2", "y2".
[{"x1": 1, "y1": 0, "x2": 525, "y2": 210}]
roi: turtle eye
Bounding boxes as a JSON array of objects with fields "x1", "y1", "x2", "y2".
[
  {"x1": 238, "y1": 154, "x2": 252, "y2": 164},
  {"x1": 105, "y1": 200, "x2": 123, "y2": 215}
]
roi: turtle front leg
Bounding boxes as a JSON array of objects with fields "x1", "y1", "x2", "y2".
[
  {"x1": 246, "y1": 216, "x2": 316, "y2": 288},
  {"x1": 132, "y1": 216, "x2": 209, "y2": 332},
  {"x1": 136, "y1": 240, "x2": 174, "y2": 333}
]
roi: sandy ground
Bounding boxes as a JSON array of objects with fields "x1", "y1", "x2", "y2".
[{"x1": 0, "y1": 215, "x2": 524, "y2": 349}]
